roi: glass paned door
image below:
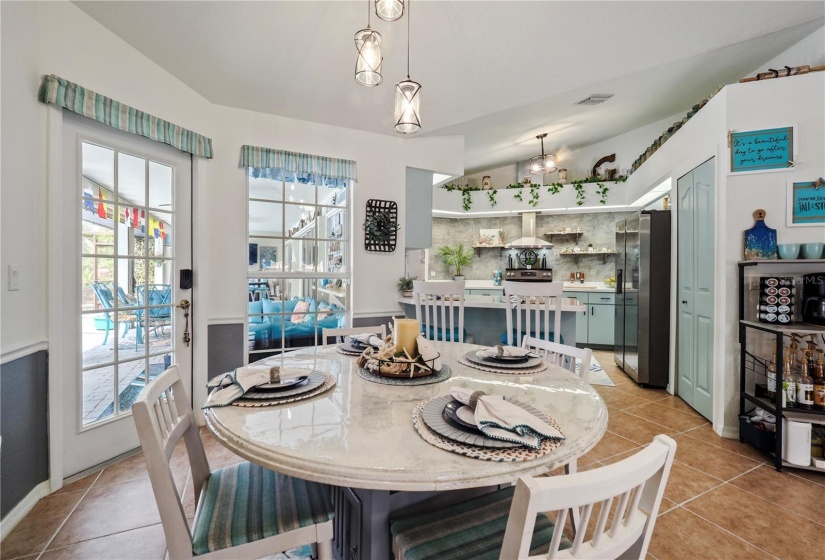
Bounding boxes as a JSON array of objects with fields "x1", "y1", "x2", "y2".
[{"x1": 61, "y1": 113, "x2": 192, "y2": 477}]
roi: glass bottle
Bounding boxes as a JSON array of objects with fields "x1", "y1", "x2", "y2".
[
  {"x1": 813, "y1": 351, "x2": 825, "y2": 412},
  {"x1": 797, "y1": 354, "x2": 814, "y2": 410},
  {"x1": 783, "y1": 354, "x2": 797, "y2": 408},
  {"x1": 766, "y1": 347, "x2": 777, "y2": 399}
]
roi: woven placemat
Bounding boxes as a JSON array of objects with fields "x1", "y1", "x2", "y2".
[
  {"x1": 412, "y1": 397, "x2": 563, "y2": 461},
  {"x1": 357, "y1": 364, "x2": 452, "y2": 386},
  {"x1": 456, "y1": 354, "x2": 547, "y2": 375},
  {"x1": 232, "y1": 372, "x2": 336, "y2": 407}
]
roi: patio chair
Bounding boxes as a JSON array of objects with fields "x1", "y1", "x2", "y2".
[
  {"x1": 137, "y1": 284, "x2": 173, "y2": 339},
  {"x1": 502, "y1": 280, "x2": 564, "y2": 347},
  {"x1": 412, "y1": 280, "x2": 466, "y2": 342},
  {"x1": 321, "y1": 325, "x2": 387, "y2": 345},
  {"x1": 91, "y1": 282, "x2": 141, "y2": 346},
  {"x1": 132, "y1": 365, "x2": 334, "y2": 559},
  {"x1": 391, "y1": 435, "x2": 677, "y2": 560}
]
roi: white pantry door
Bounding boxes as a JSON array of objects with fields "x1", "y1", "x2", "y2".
[{"x1": 59, "y1": 113, "x2": 192, "y2": 477}]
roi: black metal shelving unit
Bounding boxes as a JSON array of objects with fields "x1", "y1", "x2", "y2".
[{"x1": 738, "y1": 259, "x2": 825, "y2": 472}]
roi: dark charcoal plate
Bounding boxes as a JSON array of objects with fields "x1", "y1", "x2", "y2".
[
  {"x1": 483, "y1": 354, "x2": 531, "y2": 364},
  {"x1": 443, "y1": 400, "x2": 478, "y2": 430},
  {"x1": 253, "y1": 376, "x2": 310, "y2": 391}
]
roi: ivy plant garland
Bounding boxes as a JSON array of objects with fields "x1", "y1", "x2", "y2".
[{"x1": 442, "y1": 177, "x2": 623, "y2": 211}]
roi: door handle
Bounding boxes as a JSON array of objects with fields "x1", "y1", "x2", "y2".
[
  {"x1": 176, "y1": 299, "x2": 191, "y2": 347},
  {"x1": 682, "y1": 300, "x2": 688, "y2": 305}
]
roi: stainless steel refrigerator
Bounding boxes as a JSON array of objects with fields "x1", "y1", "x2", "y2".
[{"x1": 614, "y1": 210, "x2": 671, "y2": 387}]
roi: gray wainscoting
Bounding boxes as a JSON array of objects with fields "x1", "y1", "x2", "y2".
[
  {"x1": 1, "y1": 350, "x2": 49, "y2": 519},
  {"x1": 431, "y1": 212, "x2": 633, "y2": 282},
  {"x1": 207, "y1": 324, "x2": 244, "y2": 381}
]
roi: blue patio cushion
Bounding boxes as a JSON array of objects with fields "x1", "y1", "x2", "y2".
[
  {"x1": 427, "y1": 326, "x2": 468, "y2": 343},
  {"x1": 191, "y1": 462, "x2": 333, "y2": 556},
  {"x1": 390, "y1": 486, "x2": 570, "y2": 560},
  {"x1": 500, "y1": 331, "x2": 562, "y2": 345},
  {"x1": 248, "y1": 300, "x2": 264, "y2": 323}
]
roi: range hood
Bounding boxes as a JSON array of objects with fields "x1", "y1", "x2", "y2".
[{"x1": 505, "y1": 212, "x2": 554, "y2": 249}]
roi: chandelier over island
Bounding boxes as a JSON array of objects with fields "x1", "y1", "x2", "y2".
[
  {"x1": 354, "y1": 1, "x2": 383, "y2": 86},
  {"x1": 529, "y1": 133, "x2": 558, "y2": 175}
]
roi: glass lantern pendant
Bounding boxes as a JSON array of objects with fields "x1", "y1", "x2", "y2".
[
  {"x1": 354, "y1": 28, "x2": 383, "y2": 87},
  {"x1": 529, "y1": 133, "x2": 558, "y2": 175},
  {"x1": 375, "y1": 0, "x2": 404, "y2": 22},
  {"x1": 394, "y1": 79, "x2": 421, "y2": 134}
]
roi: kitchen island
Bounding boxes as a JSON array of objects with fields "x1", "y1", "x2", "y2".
[{"x1": 397, "y1": 294, "x2": 586, "y2": 346}]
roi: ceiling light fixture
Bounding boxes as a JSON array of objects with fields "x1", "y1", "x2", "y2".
[
  {"x1": 393, "y1": 0, "x2": 421, "y2": 134},
  {"x1": 355, "y1": 0, "x2": 383, "y2": 87},
  {"x1": 528, "y1": 133, "x2": 557, "y2": 175},
  {"x1": 375, "y1": 0, "x2": 403, "y2": 22}
]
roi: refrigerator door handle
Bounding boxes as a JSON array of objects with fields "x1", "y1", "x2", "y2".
[{"x1": 616, "y1": 269, "x2": 623, "y2": 294}]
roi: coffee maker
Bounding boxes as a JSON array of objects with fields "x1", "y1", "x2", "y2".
[{"x1": 802, "y1": 273, "x2": 825, "y2": 326}]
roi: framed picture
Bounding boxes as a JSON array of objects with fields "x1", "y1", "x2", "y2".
[
  {"x1": 259, "y1": 246, "x2": 278, "y2": 269},
  {"x1": 729, "y1": 125, "x2": 796, "y2": 174},
  {"x1": 787, "y1": 179, "x2": 825, "y2": 227}
]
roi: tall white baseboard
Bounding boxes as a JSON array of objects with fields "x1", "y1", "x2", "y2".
[{"x1": 0, "y1": 480, "x2": 50, "y2": 540}]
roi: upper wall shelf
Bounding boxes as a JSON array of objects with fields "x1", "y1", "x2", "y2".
[
  {"x1": 558, "y1": 250, "x2": 617, "y2": 264},
  {"x1": 544, "y1": 230, "x2": 584, "y2": 242}
]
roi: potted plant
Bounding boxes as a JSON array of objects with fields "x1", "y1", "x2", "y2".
[
  {"x1": 396, "y1": 276, "x2": 416, "y2": 297},
  {"x1": 587, "y1": 243, "x2": 594, "y2": 253},
  {"x1": 438, "y1": 244, "x2": 473, "y2": 280}
]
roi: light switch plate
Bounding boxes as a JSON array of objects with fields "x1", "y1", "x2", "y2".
[{"x1": 7, "y1": 265, "x2": 19, "y2": 291}]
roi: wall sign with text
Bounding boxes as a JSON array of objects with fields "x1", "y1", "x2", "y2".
[
  {"x1": 787, "y1": 180, "x2": 825, "y2": 227},
  {"x1": 730, "y1": 126, "x2": 795, "y2": 173}
]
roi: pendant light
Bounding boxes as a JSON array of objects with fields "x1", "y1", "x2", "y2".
[
  {"x1": 355, "y1": 0, "x2": 383, "y2": 86},
  {"x1": 393, "y1": 0, "x2": 421, "y2": 134},
  {"x1": 375, "y1": 0, "x2": 404, "y2": 22},
  {"x1": 529, "y1": 133, "x2": 558, "y2": 175}
]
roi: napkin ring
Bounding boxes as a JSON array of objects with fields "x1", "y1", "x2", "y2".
[
  {"x1": 269, "y1": 366, "x2": 281, "y2": 383},
  {"x1": 468, "y1": 390, "x2": 486, "y2": 409}
]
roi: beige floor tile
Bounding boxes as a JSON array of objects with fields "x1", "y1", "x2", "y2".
[
  {"x1": 606, "y1": 411, "x2": 676, "y2": 446},
  {"x1": 54, "y1": 472, "x2": 100, "y2": 495},
  {"x1": 681, "y1": 424, "x2": 770, "y2": 463},
  {"x1": 593, "y1": 385, "x2": 652, "y2": 411},
  {"x1": 686, "y1": 484, "x2": 825, "y2": 559},
  {"x1": 39, "y1": 524, "x2": 167, "y2": 560},
  {"x1": 671, "y1": 434, "x2": 761, "y2": 481},
  {"x1": 200, "y1": 433, "x2": 245, "y2": 467},
  {"x1": 730, "y1": 464, "x2": 825, "y2": 522},
  {"x1": 624, "y1": 401, "x2": 708, "y2": 432},
  {"x1": 662, "y1": 461, "x2": 723, "y2": 504},
  {"x1": 0, "y1": 492, "x2": 83, "y2": 559},
  {"x1": 579, "y1": 431, "x2": 640, "y2": 463},
  {"x1": 648, "y1": 506, "x2": 774, "y2": 560},
  {"x1": 655, "y1": 393, "x2": 705, "y2": 416},
  {"x1": 49, "y1": 478, "x2": 161, "y2": 549},
  {"x1": 94, "y1": 452, "x2": 187, "y2": 491},
  {"x1": 610, "y1": 382, "x2": 669, "y2": 402},
  {"x1": 658, "y1": 497, "x2": 679, "y2": 514},
  {"x1": 785, "y1": 466, "x2": 825, "y2": 488}
]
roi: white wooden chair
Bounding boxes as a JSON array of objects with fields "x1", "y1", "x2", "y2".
[
  {"x1": 412, "y1": 280, "x2": 466, "y2": 342},
  {"x1": 321, "y1": 325, "x2": 387, "y2": 345},
  {"x1": 391, "y1": 435, "x2": 677, "y2": 560},
  {"x1": 132, "y1": 365, "x2": 334, "y2": 560},
  {"x1": 503, "y1": 280, "x2": 564, "y2": 347},
  {"x1": 522, "y1": 335, "x2": 593, "y2": 384}
]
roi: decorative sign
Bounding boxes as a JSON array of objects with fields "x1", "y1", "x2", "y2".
[
  {"x1": 789, "y1": 180, "x2": 825, "y2": 226},
  {"x1": 730, "y1": 127, "x2": 793, "y2": 173}
]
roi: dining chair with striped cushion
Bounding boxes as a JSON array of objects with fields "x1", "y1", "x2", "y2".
[
  {"x1": 132, "y1": 365, "x2": 334, "y2": 559},
  {"x1": 391, "y1": 435, "x2": 676, "y2": 560},
  {"x1": 412, "y1": 280, "x2": 466, "y2": 342},
  {"x1": 502, "y1": 281, "x2": 565, "y2": 347},
  {"x1": 522, "y1": 335, "x2": 593, "y2": 384}
]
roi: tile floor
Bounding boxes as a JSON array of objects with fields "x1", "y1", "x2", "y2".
[{"x1": 3, "y1": 351, "x2": 824, "y2": 560}]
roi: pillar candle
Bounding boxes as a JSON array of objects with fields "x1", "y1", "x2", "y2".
[{"x1": 394, "y1": 318, "x2": 420, "y2": 358}]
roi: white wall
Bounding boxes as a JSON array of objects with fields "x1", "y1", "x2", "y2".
[
  {"x1": 750, "y1": 25, "x2": 825, "y2": 74},
  {"x1": 0, "y1": 1, "x2": 463, "y2": 360}
]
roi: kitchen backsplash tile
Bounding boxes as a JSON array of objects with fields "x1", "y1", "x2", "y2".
[{"x1": 430, "y1": 212, "x2": 634, "y2": 282}]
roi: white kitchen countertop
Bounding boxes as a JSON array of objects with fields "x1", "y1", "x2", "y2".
[
  {"x1": 398, "y1": 294, "x2": 586, "y2": 311},
  {"x1": 457, "y1": 280, "x2": 614, "y2": 293}
]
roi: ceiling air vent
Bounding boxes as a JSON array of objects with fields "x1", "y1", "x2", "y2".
[{"x1": 576, "y1": 94, "x2": 614, "y2": 106}]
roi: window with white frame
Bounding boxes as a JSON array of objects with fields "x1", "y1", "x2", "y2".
[{"x1": 246, "y1": 169, "x2": 350, "y2": 357}]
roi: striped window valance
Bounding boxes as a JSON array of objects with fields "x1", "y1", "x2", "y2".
[
  {"x1": 240, "y1": 145, "x2": 356, "y2": 187},
  {"x1": 38, "y1": 74, "x2": 213, "y2": 158}
]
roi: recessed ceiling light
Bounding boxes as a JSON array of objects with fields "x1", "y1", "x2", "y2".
[{"x1": 576, "y1": 94, "x2": 614, "y2": 106}]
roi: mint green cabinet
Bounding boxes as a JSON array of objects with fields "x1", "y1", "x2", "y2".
[{"x1": 564, "y1": 291, "x2": 615, "y2": 347}]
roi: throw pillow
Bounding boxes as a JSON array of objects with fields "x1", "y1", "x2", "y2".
[{"x1": 291, "y1": 300, "x2": 310, "y2": 322}]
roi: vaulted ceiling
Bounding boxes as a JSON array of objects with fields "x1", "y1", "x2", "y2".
[{"x1": 75, "y1": 1, "x2": 824, "y2": 172}]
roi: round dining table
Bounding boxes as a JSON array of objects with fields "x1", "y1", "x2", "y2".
[{"x1": 204, "y1": 341, "x2": 607, "y2": 560}]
